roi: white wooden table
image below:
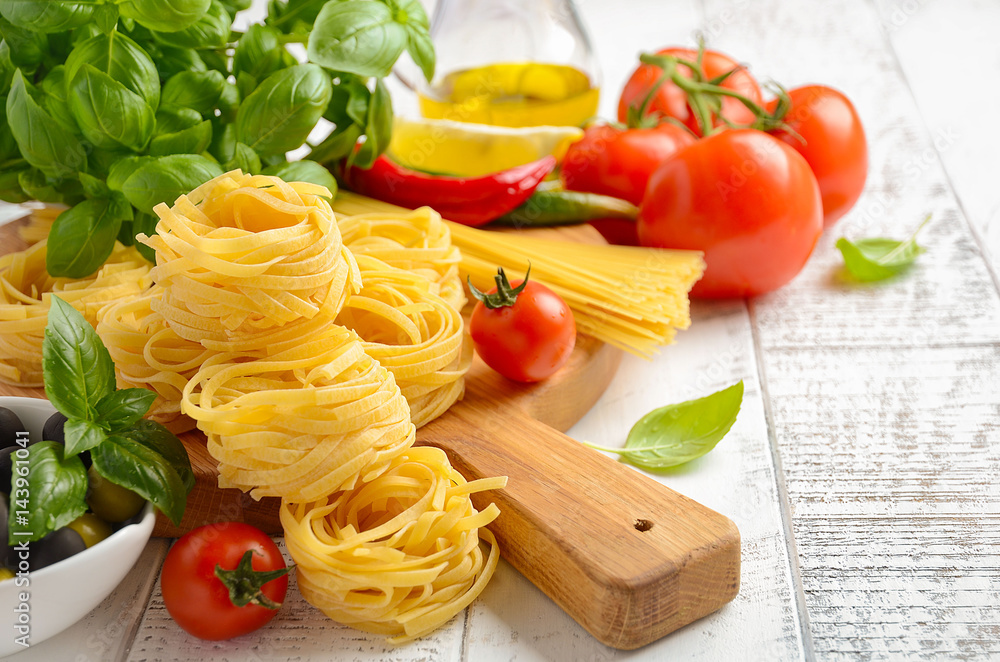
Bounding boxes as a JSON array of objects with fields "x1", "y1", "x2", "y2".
[{"x1": 4, "y1": 0, "x2": 999, "y2": 659}]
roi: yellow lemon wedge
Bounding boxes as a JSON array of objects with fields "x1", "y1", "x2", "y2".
[{"x1": 388, "y1": 117, "x2": 584, "y2": 178}]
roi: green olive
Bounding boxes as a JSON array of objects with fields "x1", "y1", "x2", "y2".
[
  {"x1": 67, "y1": 513, "x2": 112, "y2": 548},
  {"x1": 86, "y1": 466, "x2": 145, "y2": 523}
]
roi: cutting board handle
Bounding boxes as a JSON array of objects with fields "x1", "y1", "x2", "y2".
[{"x1": 417, "y1": 380, "x2": 741, "y2": 650}]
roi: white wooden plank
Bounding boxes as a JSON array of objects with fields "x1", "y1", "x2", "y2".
[
  {"x1": 464, "y1": 301, "x2": 807, "y2": 661},
  {"x1": 872, "y1": 0, "x2": 1000, "y2": 272},
  {"x1": 10, "y1": 539, "x2": 168, "y2": 662},
  {"x1": 127, "y1": 538, "x2": 465, "y2": 662}
]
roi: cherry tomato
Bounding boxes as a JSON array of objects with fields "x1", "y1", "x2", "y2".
[
  {"x1": 470, "y1": 273, "x2": 576, "y2": 383},
  {"x1": 161, "y1": 522, "x2": 289, "y2": 641},
  {"x1": 767, "y1": 85, "x2": 868, "y2": 227},
  {"x1": 638, "y1": 129, "x2": 823, "y2": 298},
  {"x1": 618, "y1": 47, "x2": 763, "y2": 136}
]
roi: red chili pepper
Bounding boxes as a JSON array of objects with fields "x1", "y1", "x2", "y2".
[{"x1": 341, "y1": 155, "x2": 557, "y2": 227}]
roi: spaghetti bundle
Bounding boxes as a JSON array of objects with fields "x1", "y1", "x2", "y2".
[
  {"x1": 281, "y1": 446, "x2": 504, "y2": 643},
  {"x1": 109, "y1": 170, "x2": 502, "y2": 642},
  {"x1": 0, "y1": 239, "x2": 151, "y2": 386},
  {"x1": 332, "y1": 192, "x2": 705, "y2": 357}
]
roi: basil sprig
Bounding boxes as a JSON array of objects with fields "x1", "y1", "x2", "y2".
[
  {"x1": 0, "y1": 0, "x2": 435, "y2": 279},
  {"x1": 836, "y1": 215, "x2": 930, "y2": 282},
  {"x1": 11, "y1": 296, "x2": 194, "y2": 543},
  {"x1": 585, "y1": 382, "x2": 744, "y2": 471}
]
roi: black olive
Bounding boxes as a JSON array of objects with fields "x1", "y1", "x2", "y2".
[
  {"x1": 39, "y1": 412, "x2": 91, "y2": 468},
  {"x1": 0, "y1": 446, "x2": 18, "y2": 494},
  {"x1": 0, "y1": 493, "x2": 10, "y2": 568},
  {"x1": 0, "y1": 407, "x2": 26, "y2": 449},
  {"x1": 29, "y1": 527, "x2": 87, "y2": 572}
]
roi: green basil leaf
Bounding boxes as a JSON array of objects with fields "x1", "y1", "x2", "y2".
[
  {"x1": 262, "y1": 159, "x2": 336, "y2": 193},
  {"x1": 0, "y1": 40, "x2": 13, "y2": 91},
  {"x1": 152, "y1": 0, "x2": 231, "y2": 50},
  {"x1": 405, "y1": 29, "x2": 435, "y2": 83},
  {"x1": 836, "y1": 215, "x2": 930, "y2": 282},
  {"x1": 38, "y1": 66, "x2": 79, "y2": 133},
  {"x1": 307, "y1": 0, "x2": 407, "y2": 78},
  {"x1": 149, "y1": 119, "x2": 212, "y2": 156},
  {"x1": 0, "y1": 167, "x2": 28, "y2": 203},
  {"x1": 46, "y1": 198, "x2": 127, "y2": 278},
  {"x1": 78, "y1": 171, "x2": 111, "y2": 199},
  {"x1": 8, "y1": 441, "x2": 88, "y2": 544},
  {"x1": 0, "y1": 0, "x2": 95, "y2": 33},
  {"x1": 95, "y1": 3, "x2": 120, "y2": 35},
  {"x1": 161, "y1": 70, "x2": 226, "y2": 117},
  {"x1": 220, "y1": 0, "x2": 251, "y2": 13},
  {"x1": 121, "y1": 153, "x2": 223, "y2": 214},
  {"x1": 154, "y1": 105, "x2": 203, "y2": 135},
  {"x1": 353, "y1": 78, "x2": 392, "y2": 169},
  {"x1": 217, "y1": 81, "x2": 239, "y2": 123},
  {"x1": 117, "y1": 219, "x2": 136, "y2": 247},
  {"x1": 224, "y1": 141, "x2": 261, "y2": 174},
  {"x1": 132, "y1": 211, "x2": 158, "y2": 263},
  {"x1": 306, "y1": 121, "x2": 361, "y2": 165},
  {"x1": 233, "y1": 23, "x2": 286, "y2": 82},
  {"x1": 207, "y1": 119, "x2": 236, "y2": 163},
  {"x1": 18, "y1": 169, "x2": 70, "y2": 205},
  {"x1": 118, "y1": 0, "x2": 211, "y2": 34},
  {"x1": 42, "y1": 296, "x2": 117, "y2": 420},
  {"x1": 91, "y1": 427, "x2": 189, "y2": 525},
  {"x1": 266, "y1": 0, "x2": 327, "y2": 33},
  {"x1": 107, "y1": 155, "x2": 154, "y2": 191},
  {"x1": 68, "y1": 65, "x2": 155, "y2": 152},
  {"x1": 0, "y1": 15, "x2": 47, "y2": 73},
  {"x1": 587, "y1": 381, "x2": 744, "y2": 471},
  {"x1": 66, "y1": 32, "x2": 160, "y2": 110},
  {"x1": 235, "y1": 63, "x2": 331, "y2": 158},
  {"x1": 154, "y1": 44, "x2": 207, "y2": 80},
  {"x1": 7, "y1": 71, "x2": 88, "y2": 178},
  {"x1": 63, "y1": 418, "x2": 108, "y2": 457},
  {"x1": 95, "y1": 388, "x2": 157, "y2": 433},
  {"x1": 125, "y1": 419, "x2": 194, "y2": 493},
  {"x1": 0, "y1": 96, "x2": 12, "y2": 162},
  {"x1": 199, "y1": 48, "x2": 231, "y2": 76},
  {"x1": 345, "y1": 79, "x2": 370, "y2": 126}
]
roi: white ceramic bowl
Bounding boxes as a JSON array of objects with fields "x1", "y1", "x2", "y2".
[{"x1": 0, "y1": 396, "x2": 154, "y2": 656}]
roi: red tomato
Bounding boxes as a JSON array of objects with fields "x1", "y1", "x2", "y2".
[
  {"x1": 618, "y1": 47, "x2": 763, "y2": 136},
  {"x1": 561, "y1": 122, "x2": 695, "y2": 245},
  {"x1": 161, "y1": 522, "x2": 289, "y2": 641},
  {"x1": 470, "y1": 276, "x2": 576, "y2": 383},
  {"x1": 638, "y1": 129, "x2": 823, "y2": 298},
  {"x1": 767, "y1": 85, "x2": 868, "y2": 227}
]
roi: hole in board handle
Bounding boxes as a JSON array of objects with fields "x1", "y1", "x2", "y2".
[{"x1": 634, "y1": 519, "x2": 653, "y2": 533}]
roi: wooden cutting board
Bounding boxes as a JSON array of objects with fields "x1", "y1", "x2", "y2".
[{"x1": 0, "y1": 209, "x2": 739, "y2": 650}]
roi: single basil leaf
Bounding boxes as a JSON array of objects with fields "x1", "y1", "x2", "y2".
[
  {"x1": 219, "y1": 0, "x2": 251, "y2": 13},
  {"x1": 836, "y1": 216, "x2": 930, "y2": 283},
  {"x1": 200, "y1": 48, "x2": 231, "y2": 76},
  {"x1": 8, "y1": 441, "x2": 88, "y2": 544},
  {"x1": 225, "y1": 141, "x2": 261, "y2": 174},
  {"x1": 154, "y1": 44, "x2": 207, "y2": 80},
  {"x1": 121, "y1": 153, "x2": 223, "y2": 214},
  {"x1": 91, "y1": 428, "x2": 188, "y2": 525},
  {"x1": 107, "y1": 155, "x2": 154, "y2": 191},
  {"x1": 95, "y1": 3, "x2": 119, "y2": 35},
  {"x1": 95, "y1": 388, "x2": 157, "y2": 433},
  {"x1": 308, "y1": 1, "x2": 407, "y2": 78},
  {"x1": 149, "y1": 120, "x2": 213, "y2": 156},
  {"x1": 405, "y1": 29, "x2": 435, "y2": 83},
  {"x1": 207, "y1": 119, "x2": 236, "y2": 164},
  {"x1": 117, "y1": 219, "x2": 135, "y2": 247},
  {"x1": 118, "y1": 0, "x2": 212, "y2": 33},
  {"x1": 63, "y1": 418, "x2": 108, "y2": 457},
  {"x1": 125, "y1": 419, "x2": 194, "y2": 493},
  {"x1": 0, "y1": 0, "x2": 95, "y2": 33},
  {"x1": 0, "y1": 40, "x2": 12, "y2": 90},
  {"x1": 154, "y1": 105, "x2": 203, "y2": 136},
  {"x1": 217, "y1": 82, "x2": 239, "y2": 123},
  {"x1": 42, "y1": 296, "x2": 116, "y2": 420},
  {"x1": 345, "y1": 78, "x2": 370, "y2": 126},
  {"x1": 266, "y1": 0, "x2": 327, "y2": 33},
  {"x1": 78, "y1": 171, "x2": 111, "y2": 199},
  {"x1": 68, "y1": 65, "x2": 155, "y2": 152},
  {"x1": 0, "y1": 168, "x2": 28, "y2": 203},
  {"x1": 7, "y1": 71, "x2": 88, "y2": 178},
  {"x1": 262, "y1": 160, "x2": 336, "y2": 194},
  {"x1": 235, "y1": 63, "x2": 332, "y2": 158},
  {"x1": 307, "y1": 121, "x2": 362, "y2": 165},
  {"x1": 0, "y1": 94, "x2": 14, "y2": 162},
  {"x1": 132, "y1": 212, "x2": 158, "y2": 263},
  {"x1": 38, "y1": 65, "x2": 79, "y2": 133},
  {"x1": 233, "y1": 23, "x2": 286, "y2": 82},
  {"x1": 46, "y1": 198, "x2": 127, "y2": 278},
  {"x1": 65, "y1": 31, "x2": 160, "y2": 110},
  {"x1": 353, "y1": 78, "x2": 392, "y2": 169},
  {"x1": 152, "y1": 0, "x2": 230, "y2": 49},
  {"x1": 161, "y1": 70, "x2": 226, "y2": 117},
  {"x1": 0, "y1": 15, "x2": 46, "y2": 72},
  {"x1": 18, "y1": 168, "x2": 72, "y2": 205},
  {"x1": 588, "y1": 381, "x2": 744, "y2": 471}
]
